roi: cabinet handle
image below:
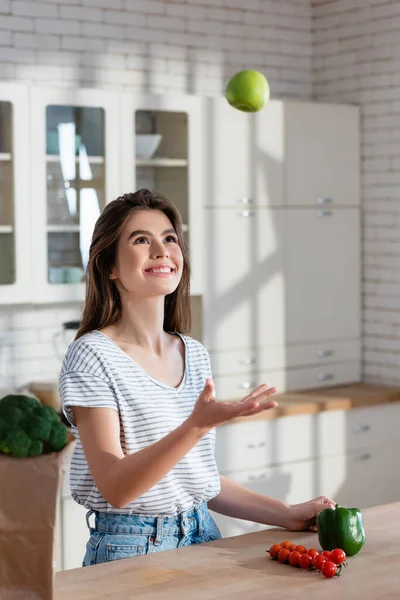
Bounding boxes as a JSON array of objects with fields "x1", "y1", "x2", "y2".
[
  {"x1": 316, "y1": 209, "x2": 333, "y2": 217},
  {"x1": 238, "y1": 210, "x2": 254, "y2": 218},
  {"x1": 247, "y1": 442, "x2": 267, "y2": 449},
  {"x1": 239, "y1": 358, "x2": 255, "y2": 365},
  {"x1": 248, "y1": 473, "x2": 267, "y2": 481},
  {"x1": 353, "y1": 424, "x2": 371, "y2": 433},
  {"x1": 354, "y1": 453, "x2": 371, "y2": 461},
  {"x1": 237, "y1": 197, "x2": 254, "y2": 205},
  {"x1": 316, "y1": 197, "x2": 333, "y2": 205},
  {"x1": 239, "y1": 381, "x2": 255, "y2": 389},
  {"x1": 317, "y1": 349, "x2": 334, "y2": 358},
  {"x1": 317, "y1": 373, "x2": 334, "y2": 381}
]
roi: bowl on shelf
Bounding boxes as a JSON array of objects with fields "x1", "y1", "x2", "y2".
[
  {"x1": 135, "y1": 134, "x2": 162, "y2": 159},
  {"x1": 46, "y1": 132, "x2": 82, "y2": 155}
]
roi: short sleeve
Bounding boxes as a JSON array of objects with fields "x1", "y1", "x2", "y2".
[{"x1": 60, "y1": 372, "x2": 118, "y2": 427}]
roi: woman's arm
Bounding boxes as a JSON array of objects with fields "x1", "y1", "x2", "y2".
[
  {"x1": 73, "y1": 405, "x2": 208, "y2": 509},
  {"x1": 73, "y1": 379, "x2": 277, "y2": 509},
  {"x1": 208, "y1": 474, "x2": 291, "y2": 528},
  {"x1": 208, "y1": 474, "x2": 336, "y2": 531}
]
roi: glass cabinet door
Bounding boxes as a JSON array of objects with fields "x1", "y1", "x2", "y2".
[
  {"x1": 46, "y1": 105, "x2": 105, "y2": 285},
  {"x1": 0, "y1": 101, "x2": 15, "y2": 285},
  {"x1": 31, "y1": 88, "x2": 120, "y2": 301},
  {"x1": 120, "y1": 94, "x2": 204, "y2": 297}
]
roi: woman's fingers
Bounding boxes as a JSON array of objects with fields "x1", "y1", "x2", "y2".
[{"x1": 239, "y1": 400, "x2": 278, "y2": 417}]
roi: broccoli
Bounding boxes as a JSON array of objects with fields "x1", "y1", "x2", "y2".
[{"x1": 0, "y1": 394, "x2": 68, "y2": 458}]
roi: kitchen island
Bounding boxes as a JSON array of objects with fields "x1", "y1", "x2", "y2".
[{"x1": 55, "y1": 502, "x2": 400, "y2": 599}]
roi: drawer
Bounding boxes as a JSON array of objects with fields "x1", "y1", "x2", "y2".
[
  {"x1": 209, "y1": 340, "x2": 360, "y2": 376},
  {"x1": 215, "y1": 420, "x2": 272, "y2": 473},
  {"x1": 285, "y1": 361, "x2": 361, "y2": 392},
  {"x1": 286, "y1": 340, "x2": 361, "y2": 368},
  {"x1": 215, "y1": 413, "x2": 316, "y2": 473},
  {"x1": 213, "y1": 362, "x2": 360, "y2": 399},
  {"x1": 318, "y1": 403, "x2": 400, "y2": 455},
  {"x1": 209, "y1": 347, "x2": 286, "y2": 375}
]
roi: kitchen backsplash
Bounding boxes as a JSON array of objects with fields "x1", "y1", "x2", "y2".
[{"x1": 0, "y1": 304, "x2": 82, "y2": 390}]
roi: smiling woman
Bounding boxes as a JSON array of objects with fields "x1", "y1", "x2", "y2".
[{"x1": 59, "y1": 188, "x2": 335, "y2": 569}]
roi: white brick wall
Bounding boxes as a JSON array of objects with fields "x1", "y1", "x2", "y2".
[
  {"x1": 0, "y1": 0, "x2": 312, "y2": 390},
  {"x1": 313, "y1": 0, "x2": 400, "y2": 386}
]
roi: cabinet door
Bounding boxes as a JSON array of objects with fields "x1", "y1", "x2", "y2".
[
  {"x1": 318, "y1": 444, "x2": 400, "y2": 510},
  {"x1": 204, "y1": 97, "x2": 252, "y2": 208},
  {"x1": 61, "y1": 497, "x2": 89, "y2": 570},
  {"x1": 203, "y1": 208, "x2": 285, "y2": 351},
  {"x1": 30, "y1": 87, "x2": 120, "y2": 303},
  {"x1": 285, "y1": 101, "x2": 360, "y2": 207},
  {"x1": 0, "y1": 83, "x2": 31, "y2": 304},
  {"x1": 285, "y1": 207, "x2": 361, "y2": 343},
  {"x1": 120, "y1": 93, "x2": 204, "y2": 295}
]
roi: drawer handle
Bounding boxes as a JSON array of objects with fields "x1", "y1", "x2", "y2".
[
  {"x1": 248, "y1": 473, "x2": 267, "y2": 481},
  {"x1": 247, "y1": 442, "x2": 267, "y2": 449},
  {"x1": 353, "y1": 424, "x2": 371, "y2": 433},
  {"x1": 316, "y1": 197, "x2": 333, "y2": 205},
  {"x1": 239, "y1": 358, "x2": 255, "y2": 365},
  {"x1": 316, "y1": 209, "x2": 333, "y2": 217},
  {"x1": 239, "y1": 382, "x2": 255, "y2": 389},
  {"x1": 317, "y1": 349, "x2": 334, "y2": 358},
  {"x1": 238, "y1": 210, "x2": 254, "y2": 218},
  {"x1": 237, "y1": 197, "x2": 254, "y2": 205},
  {"x1": 317, "y1": 373, "x2": 334, "y2": 381},
  {"x1": 354, "y1": 452, "x2": 371, "y2": 461}
]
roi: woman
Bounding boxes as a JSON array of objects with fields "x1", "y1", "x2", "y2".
[{"x1": 60, "y1": 188, "x2": 335, "y2": 566}]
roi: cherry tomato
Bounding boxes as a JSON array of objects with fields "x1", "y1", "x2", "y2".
[
  {"x1": 288, "y1": 543, "x2": 296, "y2": 552},
  {"x1": 294, "y1": 545, "x2": 308, "y2": 554},
  {"x1": 312, "y1": 554, "x2": 327, "y2": 571},
  {"x1": 280, "y1": 541, "x2": 293, "y2": 549},
  {"x1": 288, "y1": 550, "x2": 302, "y2": 567},
  {"x1": 298, "y1": 553, "x2": 313, "y2": 569},
  {"x1": 278, "y1": 548, "x2": 291, "y2": 564},
  {"x1": 331, "y1": 548, "x2": 347, "y2": 565},
  {"x1": 307, "y1": 548, "x2": 319, "y2": 559},
  {"x1": 320, "y1": 560, "x2": 338, "y2": 578},
  {"x1": 268, "y1": 544, "x2": 282, "y2": 559},
  {"x1": 321, "y1": 550, "x2": 332, "y2": 561}
]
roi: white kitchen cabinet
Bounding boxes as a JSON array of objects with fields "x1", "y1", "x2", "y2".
[
  {"x1": 0, "y1": 83, "x2": 31, "y2": 304},
  {"x1": 202, "y1": 207, "x2": 285, "y2": 351},
  {"x1": 285, "y1": 207, "x2": 361, "y2": 344},
  {"x1": 30, "y1": 87, "x2": 121, "y2": 303},
  {"x1": 60, "y1": 497, "x2": 89, "y2": 571},
  {"x1": 203, "y1": 97, "x2": 284, "y2": 208},
  {"x1": 285, "y1": 101, "x2": 360, "y2": 207},
  {"x1": 120, "y1": 94, "x2": 204, "y2": 295}
]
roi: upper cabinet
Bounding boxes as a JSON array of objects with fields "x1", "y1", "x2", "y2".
[
  {"x1": 285, "y1": 101, "x2": 360, "y2": 207},
  {"x1": 204, "y1": 99, "x2": 359, "y2": 209},
  {"x1": 30, "y1": 87, "x2": 121, "y2": 303},
  {"x1": 120, "y1": 94, "x2": 204, "y2": 296},
  {"x1": 0, "y1": 83, "x2": 31, "y2": 303}
]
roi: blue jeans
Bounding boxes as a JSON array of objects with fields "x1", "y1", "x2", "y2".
[{"x1": 83, "y1": 502, "x2": 222, "y2": 566}]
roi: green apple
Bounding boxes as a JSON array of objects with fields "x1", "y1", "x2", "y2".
[{"x1": 225, "y1": 70, "x2": 270, "y2": 112}]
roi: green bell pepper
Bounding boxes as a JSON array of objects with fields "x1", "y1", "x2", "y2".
[{"x1": 316, "y1": 503, "x2": 366, "y2": 557}]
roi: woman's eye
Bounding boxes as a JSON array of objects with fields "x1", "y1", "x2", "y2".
[
  {"x1": 165, "y1": 235, "x2": 178, "y2": 243},
  {"x1": 134, "y1": 237, "x2": 149, "y2": 244}
]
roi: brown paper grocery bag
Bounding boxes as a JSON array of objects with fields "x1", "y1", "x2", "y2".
[{"x1": 0, "y1": 432, "x2": 76, "y2": 600}]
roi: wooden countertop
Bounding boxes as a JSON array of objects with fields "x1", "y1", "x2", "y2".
[
  {"x1": 55, "y1": 502, "x2": 400, "y2": 600},
  {"x1": 226, "y1": 382, "x2": 400, "y2": 424}
]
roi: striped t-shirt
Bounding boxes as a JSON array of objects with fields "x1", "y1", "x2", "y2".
[{"x1": 59, "y1": 330, "x2": 221, "y2": 516}]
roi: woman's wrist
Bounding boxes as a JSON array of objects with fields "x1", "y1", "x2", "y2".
[{"x1": 183, "y1": 414, "x2": 211, "y2": 438}]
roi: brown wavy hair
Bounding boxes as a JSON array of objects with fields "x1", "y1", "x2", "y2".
[{"x1": 75, "y1": 189, "x2": 191, "y2": 339}]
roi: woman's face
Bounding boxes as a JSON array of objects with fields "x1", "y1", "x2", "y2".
[{"x1": 110, "y1": 209, "x2": 184, "y2": 297}]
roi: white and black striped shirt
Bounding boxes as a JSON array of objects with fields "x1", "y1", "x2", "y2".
[{"x1": 59, "y1": 331, "x2": 221, "y2": 515}]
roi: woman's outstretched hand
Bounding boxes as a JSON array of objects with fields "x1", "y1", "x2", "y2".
[
  {"x1": 285, "y1": 496, "x2": 336, "y2": 532},
  {"x1": 188, "y1": 377, "x2": 278, "y2": 430}
]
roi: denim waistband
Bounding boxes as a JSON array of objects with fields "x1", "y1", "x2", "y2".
[{"x1": 86, "y1": 502, "x2": 208, "y2": 538}]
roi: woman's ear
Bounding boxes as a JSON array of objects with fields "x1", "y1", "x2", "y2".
[{"x1": 109, "y1": 266, "x2": 117, "y2": 280}]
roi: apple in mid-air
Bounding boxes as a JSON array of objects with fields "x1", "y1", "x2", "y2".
[{"x1": 225, "y1": 70, "x2": 270, "y2": 112}]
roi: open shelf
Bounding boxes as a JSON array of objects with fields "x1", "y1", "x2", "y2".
[
  {"x1": 46, "y1": 155, "x2": 104, "y2": 164},
  {"x1": 47, "y1": 224, "x2": 80, "y2": 232},
  {"x1": 0, "y1": 225, "x2": 13, "y2": 233},
  {"x1": 0, "y1": 153, "x2": 11, "y2": 161}
]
